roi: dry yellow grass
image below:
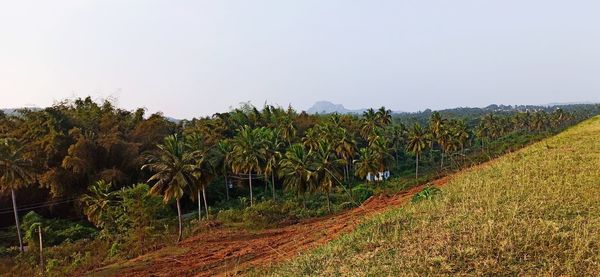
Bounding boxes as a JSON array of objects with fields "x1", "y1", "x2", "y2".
[{"x1": 259, "y1": 116, "x2": 600, "y2": 276}]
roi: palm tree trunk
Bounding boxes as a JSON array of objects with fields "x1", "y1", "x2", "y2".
[
  {"x1": 415, "y1": 153, "x2": 419, "y2": 180},
  {"x1": 11, "y1": 189, "x2": 23, "y2": 252},
  {"x1": 271, "y1": 173, "x2": 275, "y2": 200},
  {"x1": 346, "y1": 164, "x2": 350, "y2": 182},
  {"x1": 197, "y1": 190, "x2": 202, "y2": 221},
  {"x1": 202, "y1": 187, "x2": 209, "y2": 220},
  {"x1": 326, "y1": 191, "x2": 331, "y2": 213},
  {"x1": 248, "y1": 172, "x2": 253, "y2": 206},
  {"x1": 224, "y1": 173, "x2": 229, "y2": 200},
  {"x1": 264, "y1": 174, "x2": 268, "y2": 192},
  {"x1": 440, "y1": 152, "x2": 444, "y2": 170},
  {"x1": 302, "y1": 194, "x2": 306, "y2": 209},
  {"x1": 176, "y1": 198, "x2": 183, "y2": 242}
]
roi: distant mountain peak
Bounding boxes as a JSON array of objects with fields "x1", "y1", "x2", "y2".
[
  {"x1": 306, "y1": 101, "x2": 366, "y2": 115},
  {"x1": 306, "y1": 101, "x2": 406, "y2": 115}
]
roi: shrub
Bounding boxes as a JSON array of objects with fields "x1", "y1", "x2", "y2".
[
  {"x1": 113, "y1": 183, "x2": 174, "y2": 257},
  {"x1": 411, "y1": 186, "x2": 441, "y2": 203},
  {"x1": 352, "y1": 184, "x2": 374, "y2": 203},
  {"x1": 21, "y1": 211, "x2": 98, "y2": 247}
]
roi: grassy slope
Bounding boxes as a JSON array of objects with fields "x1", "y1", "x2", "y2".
[{"x1": 260, "y1": 116, "x2": 600, "y2": 276}]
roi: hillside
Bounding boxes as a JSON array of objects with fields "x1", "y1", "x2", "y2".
[{"x1": 261, "y1": 116, "x2": 600, "y2": 276}]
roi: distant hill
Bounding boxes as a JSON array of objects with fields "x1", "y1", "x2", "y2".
[
  {"x1": 306, "y1": 101, "x2": 405, "y2": 115},
  {"x1": 1, "y1": 108, "x2": 41, "y2": 116},
  {"x1": 306, "y1": 101, "x2": 362, "y2": 114}
]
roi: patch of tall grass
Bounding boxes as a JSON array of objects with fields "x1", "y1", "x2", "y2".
[{"x1": 261, "y1": 116, "x2": 600, "y2": 276}]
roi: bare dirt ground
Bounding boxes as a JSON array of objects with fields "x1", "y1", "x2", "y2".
[{"x1": 88, "y1": 176, "x2": 450, "y2": 277}]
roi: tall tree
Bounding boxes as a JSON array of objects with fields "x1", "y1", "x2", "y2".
[
  {"x1": 142, "y1": 134, "x2": 193, "y2": 242},
  {"x1": 309, "y1": 142, "x2": 343, "y2": 213},
  {"x1": 437, "y1": 126, "x2": 452, "y2": 169},
  {"x1": 213, "y1": 140, "x2": 232, "y2": 200},
  {"x1": 375, "y1": 106, "x2": 392, "y2": 127},
  {"x1": 360, "y1": 108, "x2": 378, "y2": 140},
  {"x1": 428, "y1": 111, "x2": 444, "y2": 142},
  {"x1": 279, "y1": 144, "x2": 312, "y2": 208},
  {"x1": 453, "y1": 120, "x2": 470, "y2": 152},
  {"x1": 185, "y1": 133, "x2": 214, "y2": 221},
  {"x1": 264, "y1": 129, "x2": 283, "y2": 199},
  {"x1": 0, "y1": 138, "x2": 34, "y2": 252},
  {"x1": 354, "y1": 147, "x2": 380, "y2": 182},
  {"x1": 333, "y1": 128, "x2": 356, "y2": 183},
  {"x1": 387, "y1": 123, "x2": 407, "y2": 168},
  {"x1": 230, "y1": 126, "x2": 267, "y2": 206},
  {"x1": 406, "y1": 123, "x2": 429, "y2": 180}
]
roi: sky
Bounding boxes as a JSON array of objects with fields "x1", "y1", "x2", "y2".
[{"x1": 1, "y1": 1, "x2": 600, "y2": 119}]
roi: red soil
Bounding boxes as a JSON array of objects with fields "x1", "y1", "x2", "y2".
[{"x1": 90, "y1": 177, "x2": 449, "y2": 277}]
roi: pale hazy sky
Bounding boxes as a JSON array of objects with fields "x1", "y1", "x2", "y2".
[{"x1": 1, "y1": 1, "x2": 600, "y2": 118}]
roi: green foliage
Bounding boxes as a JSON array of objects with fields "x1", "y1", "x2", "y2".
[
  {"x1": 21, "y1": 211, "x2": 97, "y2": 247},
  {"x1": 351, "y1": 184, "x2": 374, "y2": 203},
  {"x1": 103, "y1": 183, "x2": 174, "y2": 257},
  {"x1": 218, "y1": 200, "x2": 298, "y2": 229},
  {"x1": 411, "y1": 186, "x2": 441, "y2": 203},
  {"x1": 2, "y1": 96, "x2": 599, "y2": 275}
]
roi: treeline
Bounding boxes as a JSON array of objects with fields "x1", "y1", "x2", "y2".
[{"x1": 1, "y1": 97, "x2": 598, "y2": 250}]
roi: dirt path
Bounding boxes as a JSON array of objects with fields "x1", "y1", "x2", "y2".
[{"x1": 88, "y1": 177, "x2": 449, "y2": 277}]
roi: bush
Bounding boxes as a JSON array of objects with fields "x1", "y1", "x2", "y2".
[
  {"x1": 411, "y1": 186, "x2": 441, "y2": 203},
  {"x1": 243, "y1": 200, "x2": 296, "y2": 228},
  {"x1": 21, "y1": 211, "x2": 98, "y2": 247},
  {"x1": 112, "y1": 183, "x2": 174, "y2": 257},
  {"x1": 217, "y1": 199, "x2": 306, "y2": 229},
  {"x1": 352, "y1": 184, "x2": 374, "y2": 203}
]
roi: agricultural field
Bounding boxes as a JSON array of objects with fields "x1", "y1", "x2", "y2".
[
  {"x1": 0, "y1": 99, "x2": 598, "y2": 276},
  {"x1": 4, "y1": 2, "x2": 600, "y2": 276},
  {"x1": 260, "y1": 116, "x2": 600, "y2": 276}
]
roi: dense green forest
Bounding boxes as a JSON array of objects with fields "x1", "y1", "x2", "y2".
[{"x1": 0, "y1": 97, "x2": 598, "y2": 275}]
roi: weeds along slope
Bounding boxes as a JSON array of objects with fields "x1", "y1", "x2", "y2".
[{"x1": 262, "y1": 116, "x2": 600, "y2": 276}]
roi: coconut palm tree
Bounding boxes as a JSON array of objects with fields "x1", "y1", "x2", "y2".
[
  {"x1": 0, "y1": 138, "x2": 34, "y2": 252},
  {"x1": 333, "y1": 128, "x2": 356, "y2": 182},
  {"x1": 475, "y1": 122, "x2": 490, "y2": 146},
  {"x1": 453, "y1": 120, "x2": 470, "y2": 152},
  {"x1": 370, "y1": 136, "x2": 393, "y2": 172},
  {"x1": 264, "y1": 129, "x2": 283, "y2": 199},
  {"x1": 360, "y1": 108, "x2": 378, "y2": 140},
  {"x1": 353, "y1": 147, "x2": 379, "y2": 182},
  {"x1": 142, "y1": 134, "x2": 193, "y2": 242},
  {"x1": 309, "y1": 141, "x2": 343, "y2": 213},
  {"x1": 551, "y1": 108, "x2": 568, "y2": 128},
  {"x1": 279, "y1": 143, "x2": 312, "y2": 208},
  {"x1": 388, "y1": 123, "x2": 406, "y2": 167},
  {"x1": 80, "y1": 180, "x2": 119, "y2": 230},
  {"x1": 185, "y1": 133, "x2": 214, "y2": 220},
  {"x1": 437, "y1": 126, "x2": 452, "y2": 169},
  {"x1": 302, "y1": 127, "x2": 322, "y2": 151},
  {"x1": 429, "y1": 111, "x2": 444, "y2": 141},
  {"x1": 276, "y1": 117, "x2": 296, "y2": 146},
  {"x1": 213, "y1": 140, "x2": 232, "y2": 200},
  {"x1": 513, "y1": 111, "x2": 531, "y2": 131},
  {"x1": 375, "y1": 106, "x2": 392, "y2": 126},
  {"x1": 406, "y1": 123, "x2": 429, "y2": 180},
  {"x1": 531, "y1": 111, "x2": 549, "y2": 132},
  {"x1": 230, "y1": 126, "x2": 267, "y2": 206}
]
